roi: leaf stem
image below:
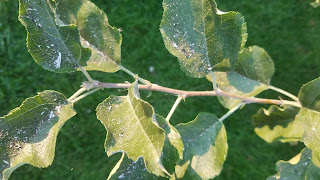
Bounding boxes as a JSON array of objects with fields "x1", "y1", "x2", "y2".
[
  {"x1": 67, "y1": 87, "x2": 87, "y2": 102},
  {"x1": 70, "y1": 88, "x2": 101, "y2": 103},
  {"x1": 268, "y1": 85, "x2": 299, "y2": 102},
  {"x1": 120, "y1": 65, "x2": 151, "y2": 85},
  {"x1": 166, "y1": 95, "x2": 184, "y2": 122},
  {"x1": 79, "y1": 66, "x2": 95, "y2": 82},
  {"x1": 91, "y1": 81, "x2": 302, "y2": 108},
  {"x1": 209, "y1": 71, "x2": 221, "y2": 93},
  {"x1": 219, "y1": 103, "x2": 244, "y2": 122}
]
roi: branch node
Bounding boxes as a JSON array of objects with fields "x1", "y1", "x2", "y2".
[
  {"x1": 82, "y1": 80, "x2": 99, "y2": 90},
  {"x1": 181, "y1": 94, "x2": 187, "y2": 101},
  {"x1": 215, "y1": 88, "x2": 222, "y2": 95}
]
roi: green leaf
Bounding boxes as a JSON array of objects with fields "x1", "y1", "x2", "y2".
[
  {"x1": 18, "y1": 0, "x2": 91, "y2": 73},
  {"x1": 108, "y1": 115, "x2": 183, "y2": 179},
  {"x1": 174, "y1": 112, "x2": 228, "y2": 179},
  {"x1": 296, "y1": 78, "x2": 320, "y2": 165},
  {"x1": 108, "y1": 153, "x2": 162, "y2": 180},
  {"x1": 298, "y1": 78, "x2": 320, "y2": 111},
  {"x1": 96, "y1": 81, "x2": 167, "y2": 176},
  {"x1": 268, "y1": 148, "x2": 320, "y2": 180},
  {"x1": 157, "y1": 115, "x2": 184, "y2": 174},
  {"x1": 160, "y1": 0, "x2": 247, "y2": 78},
  {"x1": 0, "y1": 90, "x2": 76, "y2": 180},
  {"x1": 55, "y1": 0, "x2": 122, "y2": 73},
  {"x1": 207, "y1": 46, "x2": 275, "y2": 109},
  {"x1": 252, "y1": 105, "x2": 303, "y2": 143}
]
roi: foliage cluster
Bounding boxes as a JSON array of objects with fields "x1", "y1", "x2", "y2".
[{"x1": 1, "y1": 0, "x2": 320, "y2": 179}]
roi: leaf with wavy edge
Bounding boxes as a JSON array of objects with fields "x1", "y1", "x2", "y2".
[
  {"x1": 96, "y1": 81, "x2": 167, "y2": 176},
  {"x1": 207, "y1": 46, "x2": 275, "y2": 109},
  {"x1": 296, "y1": 78, "x2": 320, "y2": 167},
  {"x1": 55, "y1": 0, "x2": 122, "y2": 73},
  {"x1": 267, "y1": 148, "x2": 320, "y2": 180},
  {"x1": 108, "y1": 115, "x2": 183, "y2": 179},
  {"x1": 18, "y1": 0, "x2": 91, "y2": 73},
  {"x1": 174, "y1": 112, "x2": 227, "y2": 179},
  {"x1": 0, "y1": 90, "x2": 76, "y2": 180},
  {"x1": 160, "y1": 0, "x2": 247, "y2": 78},
  {"x1": 252, "y1": 105, "x2": 303, "y2": 143}
]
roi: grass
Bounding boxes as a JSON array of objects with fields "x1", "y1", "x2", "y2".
[{"x1": 0, "y1": 0, "x2": 319, "y2": 179}]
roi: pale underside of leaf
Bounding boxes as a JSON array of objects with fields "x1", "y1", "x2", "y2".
[
  {"x1": 174, "y1": 112, "x2": 228, "y2": 179},
  {"x1": 108, "y1": 115, "x2": 184, "y2": 178},
  {"x1": 311, "y1": 1, "x2": 320, "y2": 8},
  {"x1": 96, "y1": 81, "x2": 166, "y2": 176},
  {"x1": 160, "y1": 0, "x2": 247, "y2": 78},
  {"x1": 297, "y1": 78, "x2": 320, "y2": 166},
  {"x1": 55, "y1": 0, "x2": 122, "y2": 73},
  {"x1": 0, "y1": 90, "x2": 76, "y2": 180},
  {"x1": 296, "y1": 108, "x2": 320, "y2": 165},
  {"x1": 18, "y1": 0, "x2": 91, "y2": 73},
  {"x1": 252, "y1": 105, "x2": 303, "y2": 143},
  {"x1": 207, "y1": 46, "x2": 275, "y2": 109}
]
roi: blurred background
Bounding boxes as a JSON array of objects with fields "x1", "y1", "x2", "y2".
[{"x1": 0, "y1": 0, "x2": 320, "y2": 179}]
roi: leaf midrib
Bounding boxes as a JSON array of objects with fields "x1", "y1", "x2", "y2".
[
  {"x1": 200, "y1": 0, "x2": 211, "y2": 67},
  {"x1": 26, "y1": 0, "x2": 79, "y2": 67},
  {"x1": 126, "y1": 95, "x2": 160, "y2": 160}
]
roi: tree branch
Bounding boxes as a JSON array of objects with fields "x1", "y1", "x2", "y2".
[
  {"x1": 268, "y1": 85, "x2": 299, "y2": 102},
  {"x1": 88, "y1": 81, "x2": 302, "y2": 108}
]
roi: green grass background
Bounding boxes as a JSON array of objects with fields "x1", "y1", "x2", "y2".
[{"x1": 1, "y1": 0, "x2": 319, "y2": 179}]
